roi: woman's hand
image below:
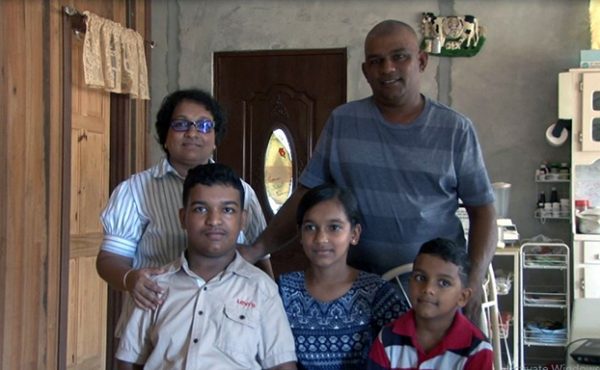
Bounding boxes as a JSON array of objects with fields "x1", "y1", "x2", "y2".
[{"x1": 124, "y1": 267, "x2": 167, "y2": 310}]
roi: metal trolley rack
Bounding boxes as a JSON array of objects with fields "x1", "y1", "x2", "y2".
[{"x1": 520, "y1": 240, "x2": 570, "y2": 368}]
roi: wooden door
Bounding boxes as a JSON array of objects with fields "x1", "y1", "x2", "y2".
[
  {"x1": 55, "y1": 2, "x2": 147, "y2": 369},
  {"x1": 214, "y1": 50, "x2": 346, "y2": 277},
  {"x1": 66, "y1": 14, "x2": 110, "y2": 370},
  {"x1": 62, "y1": 1, "x2": 131, "y2": 368}
]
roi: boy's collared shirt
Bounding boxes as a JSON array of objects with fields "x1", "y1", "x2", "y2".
[
  {"x1": 116, "y1": 251, "x2": 297, "y2": 369},
  {"x1": 367, "y1": 309, "x2": 493, "y2": 370},
  {"x1": 102, "y1": 158, "x2": 270, "y2": 338}
]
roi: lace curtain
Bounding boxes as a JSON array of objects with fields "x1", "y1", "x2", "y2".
[{"x1": 82, "y1": 11, "x2": 149, "y2": 100}]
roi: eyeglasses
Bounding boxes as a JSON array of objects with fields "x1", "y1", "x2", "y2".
[{"x1": 170, "y1": 118, "x2": 215, "y2": 133}]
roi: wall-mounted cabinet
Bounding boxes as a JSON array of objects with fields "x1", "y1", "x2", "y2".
[{"x1": 564, "y1": 68, "x2": 600, "y2": 160}]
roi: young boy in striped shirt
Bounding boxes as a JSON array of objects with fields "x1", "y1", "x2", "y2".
[{"x1": 367, "y1": 238, "x2": 493, "y2": 370}]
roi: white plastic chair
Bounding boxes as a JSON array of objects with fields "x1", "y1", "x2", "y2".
[
  {"x1": 481, "y1": 264, "x2": 504, "y2": 370},
  {"x1": 382, "y1": 263, "x2": 413, "y2": 308}
]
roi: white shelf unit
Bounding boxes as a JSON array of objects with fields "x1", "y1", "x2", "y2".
[
  {"x1": 520, "y1": 241, "x2": 570, "y2": 368},
  {"x1": 493, "y1": 247, "x2": 520, "y2": 369}
]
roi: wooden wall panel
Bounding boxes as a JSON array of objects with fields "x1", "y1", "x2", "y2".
[
  {"x1": 0, "y1": 1, "x2": 56, "y2": 369},
  {"x1": 134, "y1": 0, "x2": 150, "y2": 171},
  {"x1": 0, "y1": 0, "x2": 149, "y2": 368}
]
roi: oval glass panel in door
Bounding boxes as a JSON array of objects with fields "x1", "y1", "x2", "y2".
[{"x1": 264, "y1": 129, "x2": 294, "y2": 214}]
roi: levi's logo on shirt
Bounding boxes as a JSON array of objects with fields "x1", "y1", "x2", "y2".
[{"x1": 236, "y1": 299, "x2": 256, "y2": 308}]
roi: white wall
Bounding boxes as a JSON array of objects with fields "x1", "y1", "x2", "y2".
[{"x1": 149, "y1": 0, "x2": 590, "y2": 244}]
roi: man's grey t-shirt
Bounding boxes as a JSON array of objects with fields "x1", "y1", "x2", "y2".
[{"x1": 300, "y1": 96, "x2": 494, "y2": 274}]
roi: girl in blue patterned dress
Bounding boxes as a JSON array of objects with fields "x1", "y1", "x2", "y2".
[{"x1": 278, "y1": 184, "x2": 410, "y2": 370}]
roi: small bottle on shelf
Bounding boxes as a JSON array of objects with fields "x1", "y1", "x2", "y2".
[
  {"x1": 538, "y1": 162, "x2": 549, "y2": 180},
  {"x1": 537, "y1": 191, "x2": 546, "y2": 209},
  {"x1": 559, "y1": 162, "x2": 570, "y2": 180},
  {"x1": 550, "y1": 187, "x2": 559, "y2": 203},
  {"x1": 545, "y1": 163, "x2": 560, "y2": 180},
  {"x1": 543, "y1": 202, "x2": 552, "y2": 217},
  {"x1": 550, "y1": 188, "x2": 560, "y2": 217}
]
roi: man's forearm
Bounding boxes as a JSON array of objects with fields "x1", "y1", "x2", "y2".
[
  {"x1": 465, "y1": 203, "x2": 497, "y2": 289},
  {"x1": 255, "y1": 257, "x2": 275, "y2": 279},
  {"x1": 251, "y1": 186, "x2": 308, "y2": 261}
]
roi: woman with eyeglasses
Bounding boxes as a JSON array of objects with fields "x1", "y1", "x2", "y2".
[{"x1": 96, "y1": 89, "x2": 272, "y2": 334}]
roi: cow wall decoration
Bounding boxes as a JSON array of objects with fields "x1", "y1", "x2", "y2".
[{"x1": 421, "y1": 12, "x2": 485, "y2": 57}]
